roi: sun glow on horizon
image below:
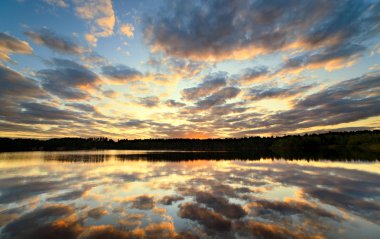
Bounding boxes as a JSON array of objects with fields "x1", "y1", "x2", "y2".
[{"x1": 0, "y1": 0, "x2": 379, "y2": 138}]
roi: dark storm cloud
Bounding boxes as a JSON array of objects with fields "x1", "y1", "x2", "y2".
[
  {"x1": 25, "y1": 28, "x2": 84, "y2": 55},
  {"x1": 137, "y1": 96, "x2": 159, "y2": 107},
  {"x1": 144, "y1": 0, "x2": 380, "y2": 61},
  {"x1": 101, "y1": 64, "x2": 142, "y2": 83},
  {"x1": 37, "y1": 58, "x2": 101, "y2": 99},
  {"x1": 0, "y1": 32, "x2": 33, "y2": 61},
  {"x1": 182, "y1": 73, "x2": 227, "y2": 101}
]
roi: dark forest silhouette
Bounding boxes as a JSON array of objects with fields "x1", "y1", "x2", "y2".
[{"x1": 1, "y1": 130, "x2": 379, "y2": 160}]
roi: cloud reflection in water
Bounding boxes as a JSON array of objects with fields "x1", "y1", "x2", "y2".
[{"x1": 0, "y1": 151, "x2": 379, "y2": 239}]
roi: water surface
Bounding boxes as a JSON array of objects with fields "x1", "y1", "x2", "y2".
[{"x1": 0, "y1": 151, "x2": 379, "y2": 239}]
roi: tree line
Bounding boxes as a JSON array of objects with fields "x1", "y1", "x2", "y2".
[{"x1": 0, "y1": 130, "x2": 379, "y2": 159}]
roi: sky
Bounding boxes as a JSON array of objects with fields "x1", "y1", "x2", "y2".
[{"x1": 0, "y1": 0, "x2": 380, "y2": 139}]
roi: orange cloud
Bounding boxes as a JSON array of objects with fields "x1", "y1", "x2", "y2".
[
  {"x1": 0, "y1": 33, "x2": 33, "y2": 62},
  {"x1": 120, "y1": 24, "x2": 134, "y2": 38}
]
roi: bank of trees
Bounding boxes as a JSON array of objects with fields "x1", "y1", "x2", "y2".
[{"x1": 0, "y1": 130, "x2": 379, "y2": 159}]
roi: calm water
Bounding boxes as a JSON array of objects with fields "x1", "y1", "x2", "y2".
[{"x1": 0, "y1": 151, "x2": 379, "y2": 239}]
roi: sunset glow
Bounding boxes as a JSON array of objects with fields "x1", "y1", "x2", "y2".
[{"x1": 1, "y1": 0, "x2": 380, "y2": 139}]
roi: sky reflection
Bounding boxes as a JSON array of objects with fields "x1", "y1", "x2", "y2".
[{"x1": 0, "y1": 151, "x2": 379, "y2": 239}]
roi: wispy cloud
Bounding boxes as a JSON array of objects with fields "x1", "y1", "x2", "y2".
[
  {"x1": 73, "y1": 0, "x2": 115, "y2": 46},
  {"x1": 37, "y1": 58, "x2": 101, "y2": 99},
  {"x1": 0, "y1": 33, "x2": 33, "y2": 62},
  {"x1": 25, "y1": 29, "x2": 84, "y2": 55}
]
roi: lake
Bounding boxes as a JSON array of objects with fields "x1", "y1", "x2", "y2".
[{"x1": 0, "y1": 150, "x2": 379, "y2": 239}]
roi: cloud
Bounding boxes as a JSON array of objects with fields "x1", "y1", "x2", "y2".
[
  {"x1": 87, "y1": 207, "x2": 108, "y2": 220},
  {"x1": 101, "y1": 64, "x2": 142, "y2": 83},
  {"x1": 37, "y1": 58, "x2": 101, "y2": 99},
  {"x1": 2, "y1": 204, "x2": 80, "y2": 239},
  {"x1": 236, "y1": 66, "x2": 270, "y2": 84},
  {"x1": 0, "y1": 175, "x2": 64, "y2": 203},
  {"x1": 165, "y1": 100, "x2": 186, "y2": 108},
  {"x1": 1, "y1": 158, "x2": 373, "y2": 239},
  {"x1": 102, "y1": 89, "x2": 119, "y2": 98},
  {"x1": 84, "y1": 34, "x2": 97, "y2": 46},
  {"x1": 43, "y1": 0, "x2": 68, "y2": 8},
  {"x1": 247, "y1": 84, "x2": 313, "y2": 101},
  {"x1": 81, "y1": 52, "x2": 108, "y2": 66},
  {"x1": 77, "y1": 225, "x2": 130, "y2": 239},
  {"x1": 25, "y1": 29, "x2": 84, "y2": 55},
  {"x1": 66, "y1": 103, "x2": 98, "y2": 114},
  {"x1": 147, "y1": 55, "x2": 208, "y2": 79},
  {"x1": 47, "y1": 189, "x2": 87, "y2": 202},
  {"x1": 195, "y1": 87, "x2": 241, "y2": 108},
  {"x1": 18, "y1": 102, "x2": 82, "y2": 123},
  {"x1": 0, "y1": 65, "x2": 103, "y2": 136},
  {"x1": 158, "y1": 195, "x2": 184, "y2": 205},
  {"x1": 0, "y1": 64, "x2": 44, "y2": 101},
  {"x1": 121, "y1": 119, "x2": 148, "y2": 128},
  {"x1": 236, "y1": 220, "x2": 309, "y2": 239},
  {"x1": 195, "y1": 191, "x2": 246, "y2": 219},
  {"x1": 0, "y1": 32, "x2": 33, "y2": 62},
  {"x1": 137, "y1": 96, "x2": 160, "y2": 108},
  {"x1": 0, "y1": 64, "x2": 47, "y2": 124},
  {"x1": 120, "y1": 23, "x2": 134, "y2": 38},
  {"x1": 80, "y1": 222, "x2": 178, "y2": 239},
  {"x1": 279, "y1": 44, "x2": 366, "y2": 74},
  {"x1": 73, "y1": 0, "x2": 115, "y2": 45},
  {"x1": 182, "y1": 72, "x2": 227, "y2": 101},
  {"x1": 202, "y1": 72, "x2": 380, "y2": 136},
  {"x1": 263, "y1": 163, "x2": 380, "y2": 222},
  {"x1": 143, "y1": 222, "x2": 177, "y2": 239},
  {"x1": 178, "y1": 203, "x2": 231, "y2": 231},
  {"x1": 247, "y1": 199, "x2": 339, "y2": 220},
  {"x1": 144, "y1": 0, "x2": 380, "y2": 62},
  {"x1": 126, "y1": 195, "x2": 155, "y2": 210}
]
